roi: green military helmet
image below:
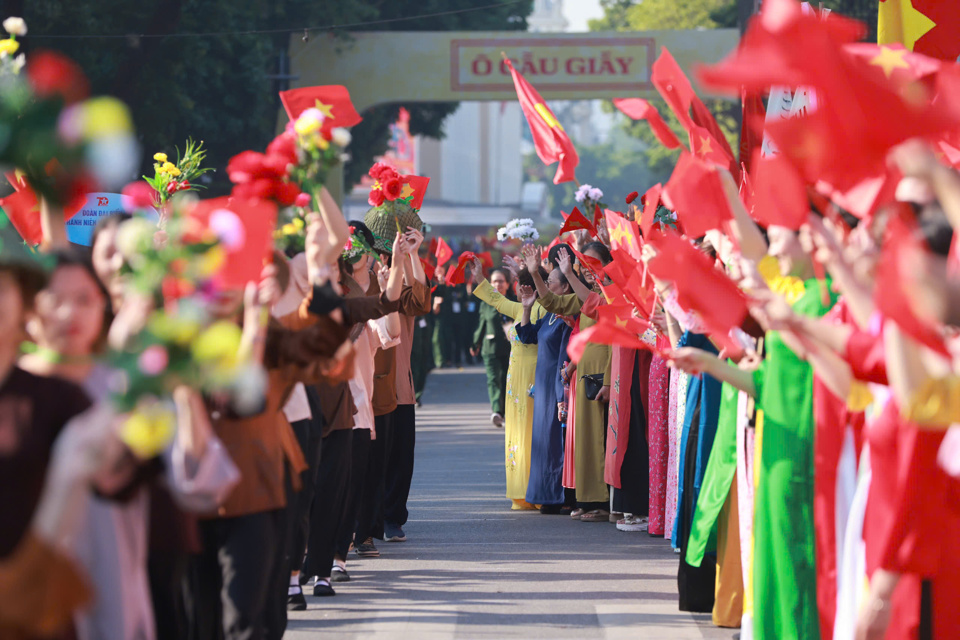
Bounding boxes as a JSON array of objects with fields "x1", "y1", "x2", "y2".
[{"x1": 363, "y1": 198, "x2": 423, "y2": 254}]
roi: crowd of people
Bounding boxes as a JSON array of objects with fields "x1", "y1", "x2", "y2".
[{"x1": 4, "y1": 3, "x2": 960, "y2": 640}]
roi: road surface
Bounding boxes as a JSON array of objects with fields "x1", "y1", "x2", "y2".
[{"x1": 287, "y1": 366, "x2": 739, "y2": 639}]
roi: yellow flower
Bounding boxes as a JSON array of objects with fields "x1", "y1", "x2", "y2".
[
  {"x1": 80, "y1": 97, "x2": 133, "y2": 137},
  {"x1": 154, "y1": 152, "x2": 168, "y2": 163},
  {"x1": 0, "y1": 38, "x2": 19, "y2": 56},
  {"x1": 192, "y1": 321, "x2": 242, "y2": 371},
  {"x1": 282, "y1": 223, "x2": 297, "y2": 236},
  {"x1": 316, "y1": 136, "x2": 329, "y2": 151},
  {"x1": 147, "y1": 312, "x2": 201, "y2": 345},
  {"x1": 291, "y1": 217, "x2": 305, "y2": 231},
  {"x1": 120, "y1": 404, "x2": 176, "y2": 459},
  {"x1": 294, "y1": 116, "x2": 321, "y2": 136},
  {"x1": 197, "y1": 246, "x2": 225, "y2": 277},
  {"x1": 162, "y1": 161, "x2": 176, "y2": 172},
  {"x1": 168, "y1": 166, "x2": 182, "y2": 177}
]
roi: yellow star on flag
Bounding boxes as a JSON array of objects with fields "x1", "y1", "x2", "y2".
[
  {"x1": 870, "y1": 45, "x2": 912, "y2": 78},
  {"x1": 609, "y1": 224, "x2": 635, "y2": 252},
  {"x1": 314, "y1": 99, "x2": 335, "y2": 120},
  {"x1": 399, "y1": 183, "x2": 415, "y2": 199},
  {"x1": 697, "y1": 136, "x2": 714, "y2": 158},
  {"x1": 534, "y1": 103, "x2": 564, "y2": 131},
  {"x1": 878, "y1": 0, "x2": 936, "y2": 51},
  {"x1": 614, "y1": 315, "x2": 628, "y2": 329}
]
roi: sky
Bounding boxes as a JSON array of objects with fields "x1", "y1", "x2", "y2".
[{"x1": 562, "y1": 0, "x2": 605, "y2": 32}]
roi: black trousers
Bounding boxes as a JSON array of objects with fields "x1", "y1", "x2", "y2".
[
  {"x1": 384, "y1": 403, "x2": 416, "y2": 527},
  {"x1": 334, "y1": 429, "x2": 373, "y2": 558},
  {"x1": 286, "y1": 413, "x2": 323, "y2": 575},
  {"x1": 355, "y1": 412, "x2": 390, "y2": 542},
  {"x1": 192, "y1": 509, "x2": 283, "y2": 640},
  {"x1": 303, "y1": 428, "x2": 352, "y2": 579},
  {"x1": 613, "y1": 358, "x2": 650, "y2": 516}
]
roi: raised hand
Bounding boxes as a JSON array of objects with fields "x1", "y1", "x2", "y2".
[
  {"x1": 557, "y1": 247, "x2": 574, "y2": 276},
  {"x1": 404, "y1": 227, "x2": 424, "y2": 253},
  {"x1": 375, "y1": 262, "x2": 389, "y2": 291},
  {"x1": 305, "y1": 213, "x2": 336, "y2": 282},
  {"x1": 520, "y1": 243, "x2": 540, "y2": 274},
  {"x1": 502, "y1": 255, "x2": 521, "y2": 278},
  {"x1": 471, "y1": 257, "x2": 484, "y2": 285},
  {"x1": 258, "y1": 262, "x2": 283, "y2": 307},
  {"x1": 391, "y1": 231, "x2": 408, "y2": 258},
  {"x1": 518, "y1": 284, "x2": 536, "y2": 308}
]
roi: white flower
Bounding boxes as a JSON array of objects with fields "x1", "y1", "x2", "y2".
[
  {"x1": 331, "y1": 127, "x2": 351, "y2": 147},
  {"x1": 574, "y1": 184, "x2": 589, "y2": 203},
  {"x1": 497, "y1": 228, "x2": 507, "y2": 242},
  {"x1": 588, "y1": 187, "x2": 603, "y2": 202},
  {"x1": 3, "y1": 17, "x2": 26, "y2": 37},
  {"x1": 11, "y1": 52, "x2": 23, "y2": 72}
]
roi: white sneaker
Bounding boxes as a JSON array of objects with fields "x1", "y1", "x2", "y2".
[{"x1": 491, "y1": 413, "x2": 504, "y2": 427}]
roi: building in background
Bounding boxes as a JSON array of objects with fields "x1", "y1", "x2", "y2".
[{"x1": 345, "y1": 0, "x2": 613, "y2": 240}]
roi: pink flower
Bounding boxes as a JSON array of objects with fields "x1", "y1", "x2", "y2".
[
  {"x1": 368, "y1": 188, "x2": 385, "y2": 207},
  {"x1": 294, "y1": 192, "x2": 311, "y2": 208},
  {"x1": 138, "y1": 345, "x2": 169, "y2": 376}
]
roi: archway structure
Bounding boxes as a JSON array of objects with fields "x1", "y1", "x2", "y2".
[
  {"x1": 289, "y1": 29, "x2": 739, "y2": 111},
  {"x1": 288, "y1": 29, "x2": 740, "y2": 212}
]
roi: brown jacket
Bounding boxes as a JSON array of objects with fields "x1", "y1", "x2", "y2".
[
  {"x1": 209, "y1": 296, "x2": 349, "y2": 518},
  {"x1": 314, "y1": 280, "x2": 402, "y2": 438},
  {"x1": 370, "y1": 279, "x2": 431, "y2": 415}
]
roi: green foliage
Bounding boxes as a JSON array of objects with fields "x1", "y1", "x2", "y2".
[
  {"x1": 7, "y1": 0, "x2": 533, "y2": 194},
  {"x1": 589, "y1": 0, "x2": 739, "y2": 194}
]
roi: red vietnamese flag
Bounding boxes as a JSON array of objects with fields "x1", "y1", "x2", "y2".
[
  {"x1": 750, "y1": 151, "x2": 809, "y2": 230},
  {"x1": 279, "y1": 85, "x2": 363, "y2": 132},
  {"x1": 427, "y1": 237, "x2": 438, "y2": 256},
  {"x1": 664, "y1": 152, "x2": 733, "y2": 237},
  {"x1": 504, "y1": 58, "x2": 579, "y2": 184},
  {"x1": 0, "y1": 179, "x2": 83, "y2": 246},
  {"x1": 592, "y1": 204, "x2": 605, "y2": 230},
  {"x1": 640, "y1": 183, "x2": 662, "y2": 237},
  {"x1": 612, "y1": 98, "x2": 683, "y2": 149},
  {"x1": 652, "y1": 48, "x2": 736, "y2": 175},
  {"x1": 400, "y1": 174, "x2": 430, "y2": 210},
  {"x1": 434, "y1": 236, "x2": 453, "y2": 267},
  {"x1": 875, "y1": 211, "x2": 950, "y2": 357},
  {"x1": 190, "y1": 197, "x2": 277, "y2": 288},
  {"x1": 477, "y1": 251, "x2": 494, "y2": 269},
  {"x1": 567, "y1": 314, "x2": 655, "y2": 363},
  {"x1": 648, "y1": 229, "x2": 747, "y2": 338},
  {"x1": 558, "y1": 206, "x2": 596, "y2": 237},
  {"x1": 624, "y1": 265, "x2": 658, "y2": 317},
  {"x1": 445, "y1": 251, "x2": 476, "y2": 286},
  {"x1": 603, "y1": 247, "x2": 635, "y2": 287},
  {"x1": 420, "y1": 258, "x2": 437, "y2": 284},
  {"x1": 605, "y1": 209, "x2": 642, "y2": 261},
  {"x1": 878, "y1": 0, "x2": 960, "y2": 62},
  {"x1": 569, "y1": 246, "x2": 606, "y2": 283}
]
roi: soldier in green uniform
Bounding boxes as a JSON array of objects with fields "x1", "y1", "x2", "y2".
[
  {"x1": 431, "y1": 265, "x2": 455, "y2": 368},
  {"x1": 471, "y1": 267, "x2": 513, "y2": 427}
]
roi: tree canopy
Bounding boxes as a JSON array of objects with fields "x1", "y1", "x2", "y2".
[{"x1": 4, "y1": 0, "x2": 533, "y2": 192}]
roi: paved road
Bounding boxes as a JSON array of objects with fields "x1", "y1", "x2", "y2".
[{"x1": 288, "y1": 367, "x2": 740, "y2": 639}]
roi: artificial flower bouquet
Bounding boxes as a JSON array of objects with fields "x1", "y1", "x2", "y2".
[
  {"x1": 142, "y1": 138, "x2": 213, "y2": 210},
  {"x1": 106, "y1": 202, "x2": 263, "y2": 457},
  {"x1": 0, "y1": 17, "x2": 138, "y2": 211},
  {"x1": 229, "y1": 107, "x2": 352, "y2": 254},
  {"x1": 497, "y1": 218, "x2": 540, "y2": 243}
]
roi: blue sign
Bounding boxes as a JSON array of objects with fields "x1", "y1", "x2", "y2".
[{"x1": 66, "y1": 193, "x2": 159, "y2": 246}]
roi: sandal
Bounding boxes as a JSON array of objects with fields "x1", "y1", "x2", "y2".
[
  {"x1": 579, "y1": 509, "x2": 610, "y2": 522},
  {"x1": 569, "y1": 508, "x2": 584, "y2": 519}
]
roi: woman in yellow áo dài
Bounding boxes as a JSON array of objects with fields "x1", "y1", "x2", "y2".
[{"x1": 472, "y1": 261, "x2": 546, "y2": 509}]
